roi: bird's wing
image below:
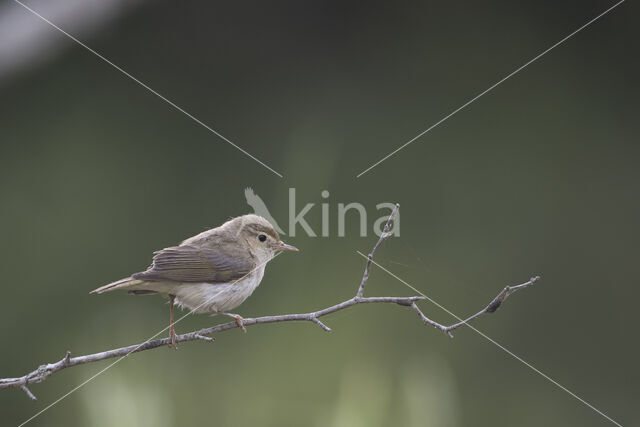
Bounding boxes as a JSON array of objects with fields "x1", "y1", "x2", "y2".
[{"x1": 132, "y1": 244, "x2": 255, "y2": 283}]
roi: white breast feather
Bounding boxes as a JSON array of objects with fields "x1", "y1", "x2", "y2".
[{"x1": 173, "y1": 265, "x2": 266, "y2": 314}]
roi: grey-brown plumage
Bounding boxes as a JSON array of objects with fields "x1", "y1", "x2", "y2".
[
  {"x1": 91, "y1": 214, "x2": 298, "y2": 346},
  {"x1": 133, "y1": 245, "x2": 254, "y2": 283}
]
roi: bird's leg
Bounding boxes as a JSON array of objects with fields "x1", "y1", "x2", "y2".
[
  {"x1": 168, "y1": 294, "x2": 178, "y2": 348},
  {"x1": 222, "y1": 312, "x2": 247, "y2": 333}
]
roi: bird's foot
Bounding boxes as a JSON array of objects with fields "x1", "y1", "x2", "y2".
[
  {"x1": 223, "y1": 313, "x2": 247, "y2": 333},
  {"x1": 168, "y1": 326, "x2": 178, "y2": 349},
  {"x1": 168, "y1": 294, "x2": 178, "y2": 349}
]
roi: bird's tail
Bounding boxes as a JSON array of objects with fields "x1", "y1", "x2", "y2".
[{"x1": 90, "y1": 277, "x2": 143, "y2": 294}]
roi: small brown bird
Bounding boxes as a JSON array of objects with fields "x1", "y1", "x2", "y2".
[{"x1": 91, "y1": 214, "x2": 298, "y2": 347}]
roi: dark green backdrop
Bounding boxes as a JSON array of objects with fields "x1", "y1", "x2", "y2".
[{"x1": 1, "y1": 1, "x2": 637, "y2": 426}]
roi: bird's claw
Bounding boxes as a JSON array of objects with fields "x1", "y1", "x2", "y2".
[
  {"x1": 223, "y1": 313, "x2": 247, "y2": 333},
  {"x1": 168, "y1": 328, "x2": 178, "y2": 349},
  {"x1": 235, "y1": 316, "x2": 247, "y2": 333}
]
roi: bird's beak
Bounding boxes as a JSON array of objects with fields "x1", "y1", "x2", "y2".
[{"x1": 275, "y1": 241, "x2": 299, "y2": 252}]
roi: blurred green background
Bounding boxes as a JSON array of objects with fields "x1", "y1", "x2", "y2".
[{"x1": 1, "y1": 0, "x2": 637, "y2": 426}]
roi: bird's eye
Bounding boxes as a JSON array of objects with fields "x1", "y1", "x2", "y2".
[{"x1": 258, "y1": 234, "x2": 267, "y2": 242}]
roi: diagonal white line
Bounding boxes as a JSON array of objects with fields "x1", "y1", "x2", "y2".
[
  {"x1": 12, "y1": 0, "x2": 283, "y2": 178},
  {"x1": 17, "y1": 252, "x2": 283, "y2": 427},
  {"x1": 356, "y1": 0, "x2": 626, "y2": 178},
  {"x1": 356, "y1": 251, "x2": 624, "y2": 426}
]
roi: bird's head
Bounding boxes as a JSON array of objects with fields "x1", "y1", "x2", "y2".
[{"x1": 238, "y1": 214, "x2": 298, "y2": 261}]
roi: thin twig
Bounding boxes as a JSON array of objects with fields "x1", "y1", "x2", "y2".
[
  {"x1": 0, "y1": 204, "x2": 537, "y2": 399},
  {"x1": 20, "y1": 385, "x2": 37, "y2": 401},
  {"x1": 356, "y1": 203, "x2": 399, "y2": 298},
  {"x1": 410, "y1": 276, "x2": 540, "y2": 338}
]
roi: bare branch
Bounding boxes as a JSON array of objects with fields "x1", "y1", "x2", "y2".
[
  {"x1": 410, "y1": 276, "x2": 540, "y2": 338},
  {"x1": 0, "y1": 204, "x2": 537, "y2": 398},
  {"x1": 311, "y1": 317, "x2": 332, "y2": 332},
  {"x1": 356, "y1": 202, "x2": 399, "y2": 298},
  {"x1": 20, "y1": 385, "x2": 37, "y2": 401}
]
